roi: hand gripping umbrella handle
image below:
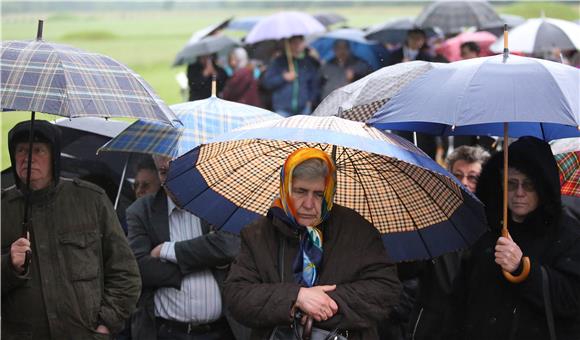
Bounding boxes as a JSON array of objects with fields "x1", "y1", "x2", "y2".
[{"x1": 501, "y1": 228, "x2": 531, "y2": 283}]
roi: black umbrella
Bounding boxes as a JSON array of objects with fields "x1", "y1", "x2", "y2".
[
  {"x1": 415, "y1": 0, "x2": 503, "y2": 35},
  {"x1": 173, "y1": 35, "x2": 239, "y2": 66},
  {"x1": 313, "y1": 12, "x2": 347, "y2": 27},
  {"x1": 365, "y1": 17, "x2": 443, "y2": 44}
]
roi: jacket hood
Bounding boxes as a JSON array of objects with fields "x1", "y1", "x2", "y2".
[
  {"x1": 476, "y1": 136, "x2": 561, "y2": 229},
  {"x1": 8, "y1": 120, "x2": 61, "y2": 190}
]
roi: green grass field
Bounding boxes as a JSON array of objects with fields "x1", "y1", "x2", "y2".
[{"x1": 1, "y1": 2, "x2": 578, "y2": 169}]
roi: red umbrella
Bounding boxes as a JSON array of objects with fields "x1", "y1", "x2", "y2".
[
  {"x1": 556, "y1": 151, "x2": 580, "y2": 197},
  {"x1": 437, "y1": 31, "x2": 497, "y2": 62}
]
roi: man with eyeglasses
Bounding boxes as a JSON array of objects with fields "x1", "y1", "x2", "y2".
[
  {"x1": 447, "y1": 136, "x2": 580, "y2": 340},
  {"x1": 1, "y1": 120, "x2": 141, "y2": 339},
  {"x1": 133, "y1": 158, "x2": 161, "y2": 199}
]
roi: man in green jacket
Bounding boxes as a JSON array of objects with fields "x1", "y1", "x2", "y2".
[{"x1": 1, "y1": 120, "x2": 141, "y2": 339}]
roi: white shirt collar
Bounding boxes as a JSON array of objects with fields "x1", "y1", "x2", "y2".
[{"x1": 167, "y1": 196, "x2": 179, "y2": 216}]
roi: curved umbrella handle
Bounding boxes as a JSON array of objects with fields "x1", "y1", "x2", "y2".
[{"x1": 501, "y1": 228, "x2": 531, "y2": 283}]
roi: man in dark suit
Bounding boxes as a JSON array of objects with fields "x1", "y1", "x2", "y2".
[
  {"x1": 384, "y1": 28, "x2": 432, "y2": 67},
  {"x1": 127, "y1": 155, "x2": 248, "y2": 340}
]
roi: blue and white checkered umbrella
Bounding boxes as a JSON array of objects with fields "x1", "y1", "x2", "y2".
[
  {"x1": 1, "y1": 39, "x2": 179, "y2": 125},
  {"x1": 99, "y1": 96, "x2": 282, "y2": 158}
]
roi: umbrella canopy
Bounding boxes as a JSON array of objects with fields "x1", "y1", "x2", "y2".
[
  {"x1": 165, "y1": 115, "x2": 488, "y2": 262},
  {"x1": 555, "y1": 151, "x2": 580, "y2": 198},
  {"x1": 415, "y1": 0, "x2": 503, "y2": 35},
  {"x1": 99, "y1": 96, "x2": 281, "y2": 158},
  {"x1": 551, "y1": 138, "x2": 580, "y2": 198},
  {"x1": 245, "y1": 11, "x2": 326, "y2": 44},
  {"x1": 313, "y1": 12, "x2": 347, "y2": 27},
  {"x1": 481, "y1": 14, "x2": 526, "y2": 36},
  {"x1": 437, "y1": 30, "x2": 497, "y2": 62},
  {"x1": 173, "y1": 35, "x2": 239, "y2": 66},
  {"x1": 364, "y1": 17, "x2": 443, "y2": 45},
  {"x1": 227, "y1": 16, "x2": 263, "y2": 32},
  {"x1": 370, "y1": 54, "x2": 580, "y2": 141},
  {"x1": 186, "y1": 18, "x2": 232, "y2": 44},
  {"x1": 308, "y1": 28, "x2": 387, "y2": 69},
  {"x1": 1, "y1": 40, "x2": 179, "y2": 125},
  {"x1": 489, "y1": 18, "x2": 580, "y2": 54},
  {"x1": 312, "y1": 60, "x2": 439, "y2": 121}
]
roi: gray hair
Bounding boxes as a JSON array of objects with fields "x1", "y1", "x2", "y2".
[
  {"x1": 230, "y1": 47, "x2": 249, "y2": 70},
  {"x1": 446, "y1": 145, "x2": 491, "y2": 171},
  {"x1": 293, "y1": 158, "x2": 329, "y2": 180}
]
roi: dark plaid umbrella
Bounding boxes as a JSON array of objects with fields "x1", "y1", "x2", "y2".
[
  {"x1": 415, "y1": 0, "x2": 503, "y2": 35},
  {"x1": 1, "y1": 41, "x2": 179, "y2": 125},
  {"x1": 1, "y1": 21, "x2": 179, "y2": 271},
  {"x1": 166, "y1": 115, "x2": 487, "y2": 262}
]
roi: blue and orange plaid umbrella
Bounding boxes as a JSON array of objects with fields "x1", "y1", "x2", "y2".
[{"x1": 99, "y1": 96, "x2": 281, "y2": 158}]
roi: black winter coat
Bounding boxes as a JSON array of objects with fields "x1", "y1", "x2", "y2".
[{"x1": 449, "y1": 137, "x2": 580, "y2": 340}]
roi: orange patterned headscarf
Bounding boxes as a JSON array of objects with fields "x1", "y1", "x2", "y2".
[{"x1": 273, "y1": 147, "x2": 336, "y2": 227}]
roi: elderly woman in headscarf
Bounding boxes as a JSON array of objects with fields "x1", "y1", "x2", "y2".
[
  {"x1": 224, "y1": 148, "x2": 401, "y2": 340},
  {"x1": 222, "y1": 47, "x2": 263, "y2": 107}
]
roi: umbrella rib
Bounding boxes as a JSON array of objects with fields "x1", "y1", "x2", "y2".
[
  {"x1": 540, "y1": 123, "x2": 547, "y2": 140},
  {"x1": 338, "y1": 147, "x2": 376, "y2": 226},
  {"x1": 363, "y1": 155, "x2": 432, "y2": 258}
]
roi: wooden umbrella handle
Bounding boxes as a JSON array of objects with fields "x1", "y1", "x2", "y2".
[
  {"x1": 501, "y1": 123, "x2": 530, "y2": 283},
  {"x1": 501, "y1": 228, "x2": 531, "y2": 283},
  {"x1": 284, "y1": 39, "x2": 296, "y2": 75}
]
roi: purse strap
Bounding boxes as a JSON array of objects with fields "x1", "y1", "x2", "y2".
[{"x1": 541, "y1": 266, "x2": 557, "y2": 340}]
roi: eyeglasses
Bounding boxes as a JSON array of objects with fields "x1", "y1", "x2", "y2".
[
  {"x1": 15, "y1": 144, "x2": 50, "y2": 156},
  {"x1": 133, "y1": 181, "x2": 152, "y2": 191},
  {"x1": 507, "y1": 179, "x2": 535, "y2": 192},
  {"x1": 453, "y1": 173, "x2": 479, "y2": 184}
]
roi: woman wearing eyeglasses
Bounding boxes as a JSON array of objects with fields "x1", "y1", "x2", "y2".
[{"x1": 446, "y1": 136, "x2": 580, "y2": 340}]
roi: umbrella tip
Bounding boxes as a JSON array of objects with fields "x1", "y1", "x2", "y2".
[
  {"x1": 36, "y1": 19, "x2": 44, "y2": 40},
  {"x1": 211, "y1": 74, "x2": 217, "y2": 97},
  {"x1": 502, "y1": 24, "x2": 509, "y2": 62}
]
